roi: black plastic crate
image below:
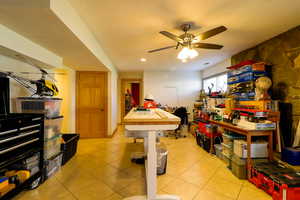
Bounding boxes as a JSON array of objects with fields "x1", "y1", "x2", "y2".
[{"x1": 61, "y1": 134, "x2": 79, "y2": 165}]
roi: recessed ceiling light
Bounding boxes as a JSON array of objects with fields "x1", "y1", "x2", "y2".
[{"x1": 140, "y1": 58, "x2": 146, "y2": 62}]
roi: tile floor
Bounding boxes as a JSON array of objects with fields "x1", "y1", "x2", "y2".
[{"x1": 15, "y1": 127, "x2": 271, "y2": 200}]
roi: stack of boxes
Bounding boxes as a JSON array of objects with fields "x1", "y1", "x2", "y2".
[
  {"x1": 221, "y1": 131, "x2": 246, "y2": 169},
  {"x1": 16, "y1": 97, "x2": 63, "y2": 181},
  {"x1": 227, "y1": 62, "x2": 267, "y2": 101},
  {"x1": 220, "y1": 131, "x2": 268, "y2": 179}
]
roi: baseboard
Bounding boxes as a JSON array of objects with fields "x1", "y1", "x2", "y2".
[{"x1": 108, "y1": 126, "x2": 118, "y2": 138}]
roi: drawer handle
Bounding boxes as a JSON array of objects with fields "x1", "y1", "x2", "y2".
[
  {"x1": 32, "y1": 117, "x2": 42, "y2": 121},
  {"x1": 20, "y1": 124, "x2": 40, "y2": 130},
  {"x1": 0, "y1": 129, "x2": 18, "y2": 136},
  {"x1": 0, "y1": 138, "x2": 39, "y2": 155},
  {"x1": 0, "y1": 130, "x2": 39, "y2": 144}
]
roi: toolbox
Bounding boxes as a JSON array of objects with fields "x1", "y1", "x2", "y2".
[
  {"x1": 271, "y1": 172, "x2": 300, "y2": 200},
  {"x1": 249, "y1": 162, "x2": 300, "y2": 199},
  {"x1": 228, "y1": 71, "x2": 267, "y2": 85},
  {"x1": 227, "y1": 63, "x2": 266, "y2": 77}
]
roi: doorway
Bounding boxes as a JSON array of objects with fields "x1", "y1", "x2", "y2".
[
  {"x1": 76, "y1": 71, "x2": 108, "y2": 138},
  {"x1": 121, "y1": 79, "x2": 143, "y2": 121}
]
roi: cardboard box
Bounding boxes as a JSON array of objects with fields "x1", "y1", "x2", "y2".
[{"x1": 234, "y1": 139, "x2": 268, "y2": 158}]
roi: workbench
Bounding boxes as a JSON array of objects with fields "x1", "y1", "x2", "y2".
[
  {"x1": 209, "y1": 120, "x2": 273, "y2": 179},
  {"x1": 123, "y1": 108, "x2": 181, "y2": 200}
]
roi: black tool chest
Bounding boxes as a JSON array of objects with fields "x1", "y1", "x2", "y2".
[{"x1": 0, "y1": 113, "x2": 44, "y2": 200}]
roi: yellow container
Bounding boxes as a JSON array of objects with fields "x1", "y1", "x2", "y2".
[
  {"x1": 225, "y1": 98, "x2": 235, "y2": 111},
  {"x1": 0, "y1": 179, "x2": 8, "y2": 191},
  {"x1": 239, "y1": 100, "x2": 271, "y2": 110}
]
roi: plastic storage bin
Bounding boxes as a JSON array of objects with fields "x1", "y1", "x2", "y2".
[
  {"x1": 222, "y1": 143, "x2": 233, "y2": 158},
  {"x1": 44, "y1": 116, "x2": 63, "y2": 140},
  {"x1": 157, "y1": 143, "x2": 168, "y2": 175},
  {"x1": 61, "y1": 134, "x2": 80, "y2": 165},
  {"x1": 231, "y1": 155, "x2": 247, "y2": 179},
  {"x1": 222, "y1": 153, "x2": 231, "y2": 166},
  {"x1": 43, "y1": 153, "x2": 62, "y2": 180},
  {"x1": 222, "y1": 134, "x2": 234, "y2": 147},
  {"x1": 16, "y1": 97, "x2": 62, "y2": 118},
  {"x1": 214, "y1": 144, "x2": 223, "y2": 160},
  {"x1": 44, "y1": 136, "x2": 61, "y2": 160},
  {"x1": 234, "y1": 139, "x2": 268, "y2": 158}
]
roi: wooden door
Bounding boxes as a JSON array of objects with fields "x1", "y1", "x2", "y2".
[
  {"x1": 121, "y1": 79, "x2": 143, "y2": 122},
  {"x1": 76, "y1": 72, "x2": 107, "y2": 138}
]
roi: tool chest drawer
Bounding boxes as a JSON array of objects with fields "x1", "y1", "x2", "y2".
[
  {"x1": 0, "y1": 114, "x2": 44, "y2": 166},
  {"x1": 0, "y1": 114, "x2": 43, "y2": 133},
  {"x1": 0, "y1": 113, "x2": 44, "y2": 199}
]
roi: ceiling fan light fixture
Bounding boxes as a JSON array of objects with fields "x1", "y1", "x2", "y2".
[
  {"x1": 189, "y1": 48, "x2": 199, "y2": 59},
  {"x1": 177, "y1": 47, "x2": 190, "y2": 60},
  {"x1": 177, "y1": 47, "x2": 199, "y2": 61},
  {"x1": 182, "y1": 59, "x2": 187, "y2": 63}
]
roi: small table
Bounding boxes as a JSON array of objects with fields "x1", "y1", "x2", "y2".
[
  {"x1": 209, "y1": 120, "x2": 273, "y2": 179},
  {"x1": 124, "y1": 108, "x2": 181, "y2": 200}
]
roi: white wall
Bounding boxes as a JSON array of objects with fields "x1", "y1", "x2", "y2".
[
  {"x1": 50, "y1": 0, "x2": 119, "y2": 135},
  {"x1": 54, "y1": 67, "x2": 76, "y2": 133},
  {"x1": 0, "y1": 54, "x2": 76, "y2": 132},
  {"x1": 108, "y1": 71, "x2": 118, "y2": 135},
  {"x1": 201, "y1": 58, "x2": 231, "y2": 79},
  {"x1": 144, "y1": 71, "x2": 202, "y2": 113}
]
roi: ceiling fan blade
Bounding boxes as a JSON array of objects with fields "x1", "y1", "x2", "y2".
[
  {"x1": 160, "y1": 31, "x2": 183, "y2": 43},
  {"x1": 192, "y1": 43, "x2": 223, "y2": 49},
  {"x1": 195, "y1": 26, "x2": 227, "y2": 41},
  {"x1": 148, "y1": 45, "x2": 177, "y2": 53}
]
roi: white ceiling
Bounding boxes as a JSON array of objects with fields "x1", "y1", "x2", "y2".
[{"x1": 68, "y1": 0, "x2": 300, "y2": 71}]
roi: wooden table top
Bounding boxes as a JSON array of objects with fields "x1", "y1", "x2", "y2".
[
  {"x1": 210, "y1": 120, "x2": 273, "y2": 136},
  {"x1": 123, "y1": 108, "x2": 181, "y2": 125}
]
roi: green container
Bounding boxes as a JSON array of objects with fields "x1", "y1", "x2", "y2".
[
  {"x1": 231, "y1": 155, "x2": 247, "y2": 179},
  {"x1": 231, "y1": 155, "x2": 268, "y2": 180}
]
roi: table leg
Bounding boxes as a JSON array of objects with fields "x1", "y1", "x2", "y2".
[
  {"x1": 147, "y1": 131, "x2": 157, "y2": 200},
  {"x1": 124, "y1": 130, "x2": 181, "y2": 200},
  {"x1": 247, "y1": 135, "x2": 252, "y2": 180},
  {"x1": 268, "y1": 132, "x2": 273, "y2": 161}
]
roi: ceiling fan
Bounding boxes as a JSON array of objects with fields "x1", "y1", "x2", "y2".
[{"x1": 148, "y1": 24, "x2": 227, "y2": 61}]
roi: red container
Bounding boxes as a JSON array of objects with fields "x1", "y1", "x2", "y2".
[
  {"x1": 249, "y1": 167, "x2": 275, "y2": 195},
  {"x1": 249, "y1": 165, "x2": 261, "y2": 187},
  {"x1": 249, "y1": 163, "x2": 300, "y2": 200},
  {"x1": 259, "y1": 173, "x2": 275, "y2": 195},
  {"x1": 271, "y1": 173, "x2": 300, "y2": 200},
  {"x1": 198, "y1": 122, "x2": 207, "y2": 134}
]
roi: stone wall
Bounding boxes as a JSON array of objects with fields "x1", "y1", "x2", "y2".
[{"x1": 232, "y1": 25, "x2": 300, "y2": 143}]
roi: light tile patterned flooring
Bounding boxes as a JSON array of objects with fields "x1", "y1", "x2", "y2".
[{"x1": 15, "y1": 127, "x2": 271, "y2": 200}]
